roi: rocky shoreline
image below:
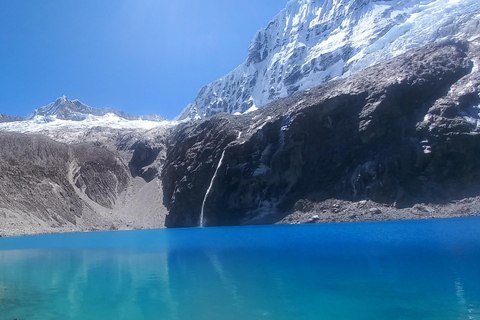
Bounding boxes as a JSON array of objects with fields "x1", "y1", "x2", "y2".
[
  {"x1": 277, "y1": 197, "x2": 480, "y2": 225},
  {"x1": 1, "y1": 198, "x2": 479, "y2": 237}
]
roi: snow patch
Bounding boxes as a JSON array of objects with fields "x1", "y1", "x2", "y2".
[
  {"x1": 472, "y1": 60, "x2": 478, "y2": 73},
  {"x1": 0, "y1": 113, "x2": 177, "y2": 135},
  {"x1": 244, "y1": 106, "x2": 258, "y2": 114}
]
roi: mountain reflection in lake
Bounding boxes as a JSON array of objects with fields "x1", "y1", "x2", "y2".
[{"x1": 0, "y1": 218, "x2": 480, "y2": 320}]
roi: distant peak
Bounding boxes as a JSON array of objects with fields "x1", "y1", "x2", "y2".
[
  {"x1": 57, "y1": 95, "x2": 68, "y2": 103},
  {"x1": 23, "y1": 96, "x2": 166, "y2": 122}
]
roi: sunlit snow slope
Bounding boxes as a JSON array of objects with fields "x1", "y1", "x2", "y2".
[
  {"x1": 0, "y1": 96, "x2": 177, "y2": 144},
  {"x1": 177, "y1": 0, "x2": 480, "y2": 120}
]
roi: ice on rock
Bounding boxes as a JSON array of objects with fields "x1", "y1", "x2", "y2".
[
  {"x1": 178, "y1": 0, "x2": 480, "y2": 120},
  {"x1": 0, "y1": 96, "x2": 177, "y2": 144}
]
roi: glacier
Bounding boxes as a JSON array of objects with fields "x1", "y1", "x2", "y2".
[
  {"x1": 0, "y1": 96, "x2": 177, "y2": 144},
  {"x1": 177, "y1": 0, "x2": 480, "y2": 120}
]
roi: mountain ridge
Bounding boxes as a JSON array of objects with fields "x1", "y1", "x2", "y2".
[
  {"x1": 25, "y1": 95, "x2": 166, "y2": 122},
  {"x1": 1, "y1": 0, "x2": 480, "y2": 236},
  {"x1": 1, "y1": 95, "x2": 166, "y2": 124},
  {"x1": 177, "y1": 0, "x2": 480, "y2": 120},
  {"x1": 164, "y1": 40, "x2": 480, "y2": 227},
  {"x1": 0, "y1": 96, "x2": 176, "y2": 143}
]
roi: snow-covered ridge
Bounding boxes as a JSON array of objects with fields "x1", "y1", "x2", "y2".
[
  {"x1": 25, "y1": 95, "x2": 166, "y2": 122},
  {"x1": 0, "y1": 113, "x2": 176, "y2": 134},
  {"x1": 0, "y1": 96, "x2": 178, "y2": 140},
  {"x1": 178, "y1": 0, "x2": 480, "y2": 120}
]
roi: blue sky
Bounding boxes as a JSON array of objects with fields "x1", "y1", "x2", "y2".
[{"x1": 0, "y1": 0, "x2": 288, "y2": 119}]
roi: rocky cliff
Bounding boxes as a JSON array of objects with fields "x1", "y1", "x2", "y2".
[{"x1": 162, "y1": 40, "x2": 480, "y2": 227}]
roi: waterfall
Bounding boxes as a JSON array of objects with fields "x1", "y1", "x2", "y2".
[{"x1": 199, "y1": 149, "x2": 226, "y2": 227}]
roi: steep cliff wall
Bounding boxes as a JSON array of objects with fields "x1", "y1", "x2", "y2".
[{"x1": 163, "y1": 42, "x2": 480, "y2": 227}]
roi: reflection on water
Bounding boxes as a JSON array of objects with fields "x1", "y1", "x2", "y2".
[
  {"x1": 0, "y1": 218, "x2": 479, "y2": 319},
  {"x1": 0, "y1": 249, "x2": 178, "y2": 319}
]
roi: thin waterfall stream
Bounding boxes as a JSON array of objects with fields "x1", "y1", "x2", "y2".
[{"x1": 199, "y1": 149, "x2": 226, "y2": 227}]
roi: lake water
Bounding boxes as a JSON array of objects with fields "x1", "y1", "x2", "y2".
[{"x1": 0, "y1": 217, "x2": 479, "y2": 320}]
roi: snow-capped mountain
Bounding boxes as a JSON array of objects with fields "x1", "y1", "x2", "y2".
[
  {"x1": 0, "y1": 96, "x2": 176, "y2": 144},
  {"x1": 25, "y1": 95, "x2": 166, "y2": 122},
  {"x1": 0, "y1": 97, "x2": 173, "y2": 236},
  {"x1": 177, "y1": 0, "x2": 480, "y2": 120}
]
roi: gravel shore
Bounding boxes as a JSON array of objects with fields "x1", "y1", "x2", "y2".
[{"x1": 278, "y1": 197, "x2": 480, "y2": 225}]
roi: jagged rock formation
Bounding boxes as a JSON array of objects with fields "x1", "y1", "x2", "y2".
[
  {"x1": 177, "y1": 0, "x2": 479, "y2": 120},
  {"x1": 162, "y1": 41, "x2": 480, "y2": 227}
]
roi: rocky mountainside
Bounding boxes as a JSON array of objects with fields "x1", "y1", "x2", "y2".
[
  {"x1": 0, "y1": 97, "x2": 174, "y2": 237},
  {"x1": 177, "y1": 0, "x2": 480, "y2": 120},
  {"x1": 2, "y1": 0, "x2": 480, "y2": 235},
  {"x1": 162, "y1": 39, "x2": 480, "y2": 227},
  {"x1": 0, "y1": 128, "x2": 170, "y2": 237}
]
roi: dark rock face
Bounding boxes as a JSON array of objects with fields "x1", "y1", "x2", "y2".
[
  {"x1": 128, "y1": 140, "x2": 165, "y2": 182},
  {"x1": 162, "y1": 116, "x2": 245, "y2": 227},
  {"x1": 162, "y1": 42, "x2": 480, "y2": 227}
]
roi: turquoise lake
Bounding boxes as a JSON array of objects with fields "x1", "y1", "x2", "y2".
[{"x1": 0, "y1": 217, "x2": 479, "y2": 319}]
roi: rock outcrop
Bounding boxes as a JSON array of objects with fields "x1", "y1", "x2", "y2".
[{"x1": 162, "y1": 41, "x2": 480, "y2": 227}]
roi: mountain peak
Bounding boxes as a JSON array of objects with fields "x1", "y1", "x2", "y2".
[
  {"x1": 51, "y1": 95, "x2": 68, "y2": 106},
  {"x1": 24, "y1": 97, "x2": 166, "y2": 122},
  {"x1": 26, "y1": 96, "x2": 93, "y2": 121},
  {"x1": 178, "y1": 0, "x2": 480, "y2": 120}
]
